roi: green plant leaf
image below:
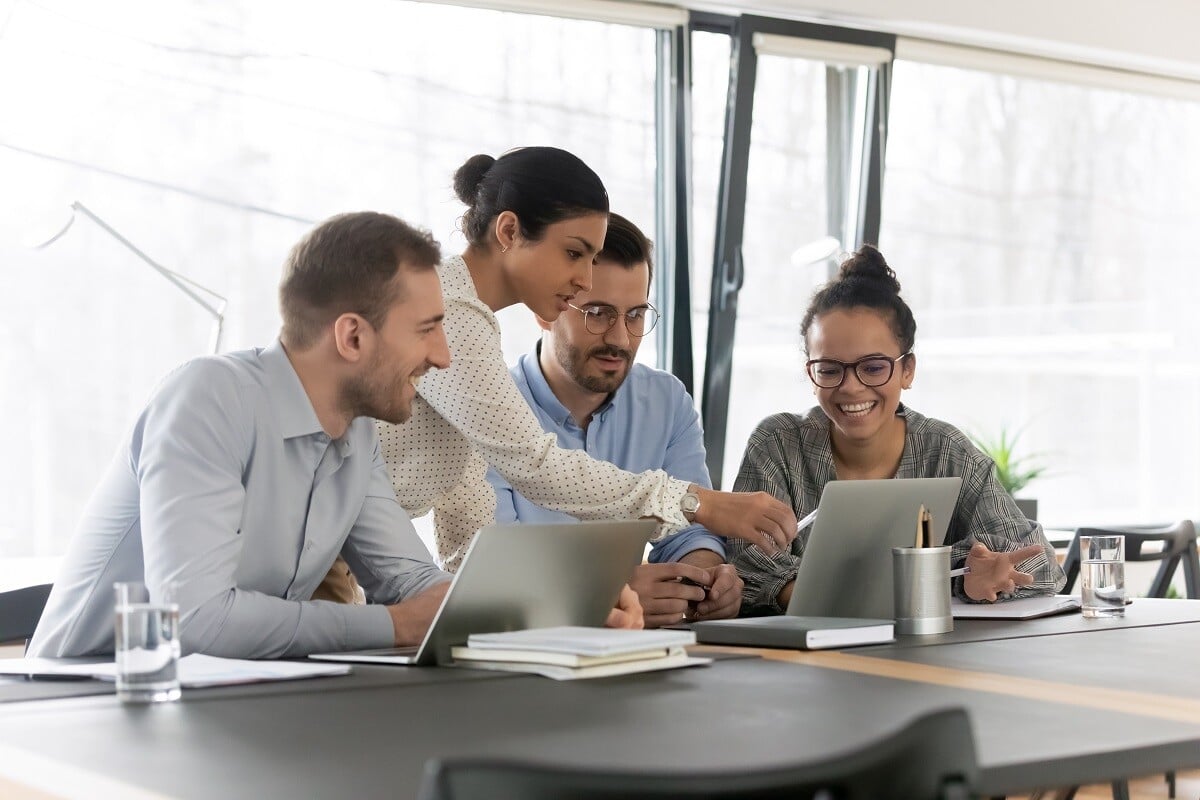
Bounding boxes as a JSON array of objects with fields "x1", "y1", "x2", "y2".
[{"x1": 968, "y1": 425, "x2": 1049, "y2": 496}]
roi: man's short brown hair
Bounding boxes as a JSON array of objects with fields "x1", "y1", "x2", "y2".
[
  {"x1": 598, "y1": 212, "x2": 653, "y2": 288},
  {"x1": 280, "y1": 212, "x2": 441, "y2": 349}
]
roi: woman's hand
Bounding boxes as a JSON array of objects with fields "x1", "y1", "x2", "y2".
[
  {"x1": 962, "y1": 542, "x2": 1044, "y2": 601},
  {"x1": 693, "y1": 487, "x2": 797, "y2": 555}
]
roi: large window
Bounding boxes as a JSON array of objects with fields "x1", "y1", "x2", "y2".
[
  {"x1": 881, "y1": 58, "x2": 1200, "y2": 526},
  {"x1": 0, "y1": 0, "x2": 666, "y2": 559}
]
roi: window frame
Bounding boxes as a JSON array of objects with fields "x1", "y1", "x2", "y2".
[{"x1": 688, "y1": 12, "x2": 895, "y2": 488}]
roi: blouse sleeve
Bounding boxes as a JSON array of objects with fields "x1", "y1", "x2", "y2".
[{"x1": 417, "y1": 294, "x2": 691, "y2": 537}]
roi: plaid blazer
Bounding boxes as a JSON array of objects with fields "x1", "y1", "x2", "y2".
[{"x1": 729, "y1": 405, "x2": 1066, "y2": 613}]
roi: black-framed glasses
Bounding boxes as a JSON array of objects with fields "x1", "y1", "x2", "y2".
[
  {"x1": 567, "y1": 303, "x2": 660, "y2": 338},
  {"x1": 805, "y1": 353, "x2": 912, "y2": 389}
]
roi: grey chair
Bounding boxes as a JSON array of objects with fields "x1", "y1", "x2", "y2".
[
  {"x1": 1061, "y1": 521, "x2": 1199, "y2": 600},
  {"x1": 418, "y1": 707, "x2": 977, "y2": 800},
  {"x1": 0, "y1": 583, "x2": 53, "y2": 647}
]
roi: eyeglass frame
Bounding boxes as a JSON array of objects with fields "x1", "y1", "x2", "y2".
[
  {"x1": 566, "y1": 301, "x2": 660, "y2": 338},
  {"x1": 804, "y1": 352, "x2": 913, "y2": 389}
]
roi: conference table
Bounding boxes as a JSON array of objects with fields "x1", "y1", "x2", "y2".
[{"x1": 3, "y1": 599, "x2": 1200, "y2": 799}]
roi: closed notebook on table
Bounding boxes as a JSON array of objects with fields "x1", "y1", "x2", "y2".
[
  {"x1": 450, "y1": 645, "x2": 681, "y2": 668},
  {"x1": 692, "y1": 616, "x2": 894, "y2": 650},
  {"x1": 450, "y1": 628, "x2": 706, "y2": 680},
  {"x1": 451, "y1": 650, "x2": 705, "y2": 681},
  {"x1": 461, "y1": 626, "x2": 696, "y2": 657}
]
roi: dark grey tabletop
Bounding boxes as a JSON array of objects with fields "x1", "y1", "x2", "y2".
[
  {"x1": 2, "y1": 648, "x2": 1200, "y2": 798},
  {"x1": 861, "y1": 618, "x2": 1200, "y2": 696}
]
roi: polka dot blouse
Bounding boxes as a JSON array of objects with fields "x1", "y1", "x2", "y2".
[{"x1": 378, "y1": 255, "x2": 689, "y2": 567}]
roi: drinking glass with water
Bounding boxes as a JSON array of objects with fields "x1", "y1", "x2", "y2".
[
  {"x1": 114, "y1": 581, "x2": 181, "y2": 702},
  {"x1": 1080, "y1": 535, "x2": 1125, "y2": 618}
]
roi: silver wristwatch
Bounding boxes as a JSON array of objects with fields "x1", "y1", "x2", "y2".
[{"x1": 680, "y1": 489, "x2": 701, "y2": 522}]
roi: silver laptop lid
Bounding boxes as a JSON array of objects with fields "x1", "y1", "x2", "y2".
[
  {"x1": 785, "y1": 477, "x2": 962, "y2": 620},
  {"x1": 414, "y1": 519, "x2": 656, "y2": 665}
]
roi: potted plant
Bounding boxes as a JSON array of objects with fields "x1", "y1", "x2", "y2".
[{"x1": 969, "y1": 426, "x2": 1047, "y2": 520}]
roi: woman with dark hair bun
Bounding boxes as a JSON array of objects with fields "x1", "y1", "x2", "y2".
[
  {"x1": 728, "y1": 244, "x2": 1065, "y2": 615},
  {"x1": 377, "y1": 147, "x2": 796, "y2": 597}
]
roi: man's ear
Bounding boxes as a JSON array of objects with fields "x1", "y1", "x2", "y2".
[
  {"x1": 493, "y1": 211, "x2": 521, "y2": 252},
  {"x1": 332, "y1": 313, "x2": 371, "y2": 363}
]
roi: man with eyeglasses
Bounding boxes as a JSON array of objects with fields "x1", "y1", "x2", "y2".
[{"x1": 480, "y1": 213, "x2": 743, "y2": 627}]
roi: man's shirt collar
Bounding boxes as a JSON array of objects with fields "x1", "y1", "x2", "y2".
[
  {"x1": 522, "y1": 340, "x2": 621, "y2": 428},
  {"x1": 261, "y1": 339, "x2": 329, "y2": 441}
]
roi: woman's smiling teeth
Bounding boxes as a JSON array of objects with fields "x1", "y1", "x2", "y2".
[{"x1": 838, "y1": 400, "x2": 876, "y2": 417}]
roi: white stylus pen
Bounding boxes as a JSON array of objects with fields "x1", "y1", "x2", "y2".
[
  {"x1": 949, "y1": 566, "x2": 971, "y2": 578},
  {"x1": 795, "y1": 508, "x2": 819, "y2": 534}
]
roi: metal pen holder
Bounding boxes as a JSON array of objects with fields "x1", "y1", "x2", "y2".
[{"x1": 892, "y1": 545, "x2": 954, "y2": 635}]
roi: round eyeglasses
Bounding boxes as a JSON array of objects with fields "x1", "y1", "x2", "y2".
[
  {"x1": 567, "y1": 303, "x2": 660, "y2": 338},
  {"x1": 805, "y1": 353, "x2": 912, "y2": 389}
]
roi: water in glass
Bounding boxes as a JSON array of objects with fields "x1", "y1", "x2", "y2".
[
  {"x1": 1081, "y1": 560, "x2": 1125, "y2": 618},
  {"x1": 115, "y1": 603, "x2": 181, "y2": 702}
]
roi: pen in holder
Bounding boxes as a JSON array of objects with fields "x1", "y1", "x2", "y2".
[{"x1": 893, "y1": 530, "x2": 953, "y2": 636}]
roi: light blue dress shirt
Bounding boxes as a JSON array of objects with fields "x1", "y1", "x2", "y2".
[
  {"x1": 487, "y1": 344, "x2": 725, "y2": 563},
  {"x1": 29, "y1": 341, "x2": 449, "y2": 659}
]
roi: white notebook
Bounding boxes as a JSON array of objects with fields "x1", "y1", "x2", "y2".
[
  {"x1": 464, "y1": 626, "x2": 696, "y2": 657},
  {"x1": 452, "y1": 651, "x2": 711, "y2": 681}
]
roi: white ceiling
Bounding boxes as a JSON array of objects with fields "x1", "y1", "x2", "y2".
[{"x1": 685, "y1": 0, "x2": 1200, "y2": 81}]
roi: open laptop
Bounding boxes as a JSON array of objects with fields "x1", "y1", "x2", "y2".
[
  {"x1": 693, "y1": 477, "x2": 962, "y2": 646},
  {"x1": 782, "y1": 477, "x2": 961, "y2": 619},
  {"x1": 310, "y1": 519, "x2": 655, "y2": 666}
]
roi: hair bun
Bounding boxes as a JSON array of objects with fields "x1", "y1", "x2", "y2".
[
  {"x1": 838, "y1": 244, "x2": 901, "y2": 294},
  {"x1": 453, "y1": 154, "x2": 496, "y2": 205}
]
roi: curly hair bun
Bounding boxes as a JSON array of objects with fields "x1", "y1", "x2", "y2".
[
  {"x1": 839, "y1": 244, "x2": 901, "y2": 295},
  {"x1": 452, "y1": 154, "x2": 496, "y2": 205}
]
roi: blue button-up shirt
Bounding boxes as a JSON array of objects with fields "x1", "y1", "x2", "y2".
[
  {"x1": 30, "y1": 341, "x2": 449, "y2": 658},
  {"x1": 488, "y1": 345, "x2": 724, "y2": 563}
]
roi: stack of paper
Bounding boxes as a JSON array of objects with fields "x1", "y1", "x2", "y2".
[
  {"x1": 450, "y1": 626, "x2": 710, "y2": 680},
  {"x1": 0, "y1": 654, "x2": 351, "y2": 687}
]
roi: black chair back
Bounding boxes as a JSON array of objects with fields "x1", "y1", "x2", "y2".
[
  {"x1": 418, "y1": 707, "x2": 977, "y2": 800},
  {"x1": 0, "y1": 583, "x2": 53, "y2": 645},
  {"x1": 1061, "y1": 521, "x2": 1199, "y2": 598}
]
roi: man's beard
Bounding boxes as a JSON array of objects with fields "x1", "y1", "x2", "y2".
[
  {"x1": 554, "y1": 339, "x2": 631, "y2": 395},
  {"x1": 342, "y1": 352, "x2": 412, "y2": 425}
]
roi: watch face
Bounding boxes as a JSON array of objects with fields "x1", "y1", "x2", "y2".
[{"x1": 682, "y1": 493, "x2": 700, "y2": 513}]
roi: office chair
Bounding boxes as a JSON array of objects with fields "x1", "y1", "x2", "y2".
[
  {"x1": 1060, "y1": 520, "x2": 1198, "y2": 800},
  {"x1": 0, "y1": 583, "x2": 53, "y2": 647},
  {"x1": 418, "y1": 707, "x2": 977, "y2": 800},
  {"x1": 1061, "y1": 521, "x2": 1199, "y2": 599}
]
